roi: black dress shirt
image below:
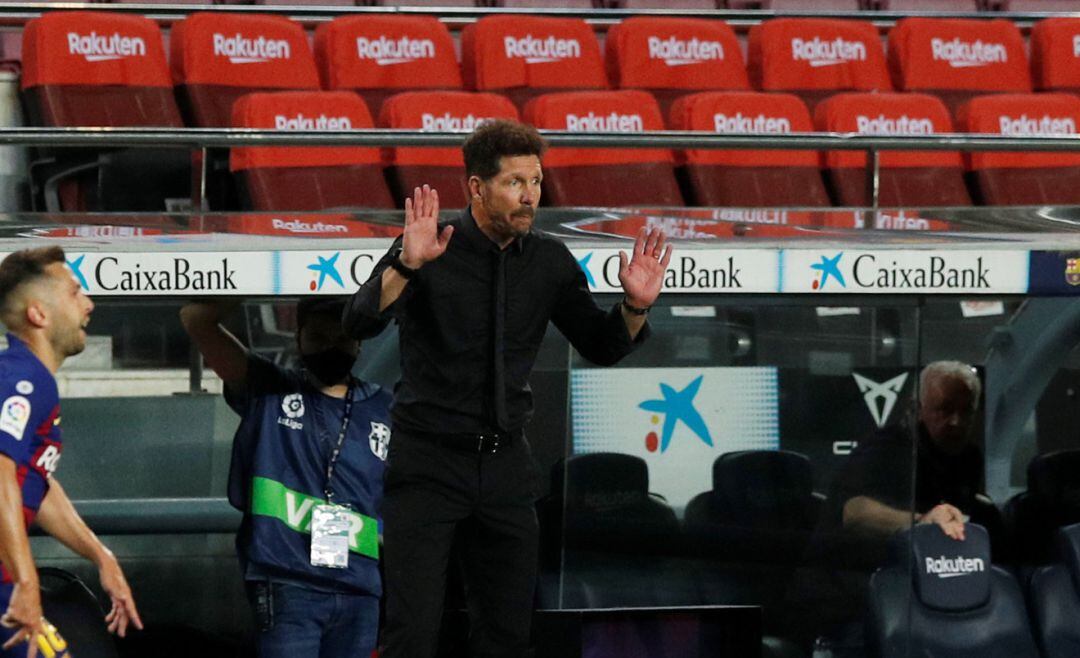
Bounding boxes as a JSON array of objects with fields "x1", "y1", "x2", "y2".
[{"x1": 343, "y1": 208, "x2": 649, "y2": 434}]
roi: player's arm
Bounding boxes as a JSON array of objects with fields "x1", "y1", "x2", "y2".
[
  {"x1": 842, "y1": 496, "x2": 966, "y2": 541},
  {"x1": 179, "y1": 300, "x2": 247, "y2": 386},
  {"x1": 36, "y1": 480, "x2": 142, "y2": 636},
  {"x1": 0, "y1": 454, "x2": 43, "y2": 653}
]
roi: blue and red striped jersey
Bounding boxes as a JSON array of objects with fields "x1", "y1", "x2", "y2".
[{"x1": 0, "y1": 334, "x2": 62, "y2": 583}]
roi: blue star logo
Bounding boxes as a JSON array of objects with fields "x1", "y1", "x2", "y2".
[
  {"x1": 638, "y1": 375, "x2": 713, "y2": 453},
  {"x1": 577, "y1": 252, "x2": 596, "y2": 288},
  {"x1": 308, "y1": 253, "x2": 344, "y2": 290},
  {"x1": 66, "y1": 255, "x2": 89, "y2": 290},
  {"x1": 811, "y1": 252, "x2": 846, "y2": 290}
]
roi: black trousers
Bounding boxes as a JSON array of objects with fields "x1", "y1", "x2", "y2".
[{"x1": 380, "y1": 431, "x2": 540, "y2": 658}]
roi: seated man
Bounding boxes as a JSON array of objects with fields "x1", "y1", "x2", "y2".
[
  {"x1": 180, "y1": 298, "x2": 391, "y2": 658},
  {"x1": 785, "y1": 361, "x2": 1002, "y2": 651},
  {"x1": 836, "y1": 360, "x2": 1002, "y2": 546}
]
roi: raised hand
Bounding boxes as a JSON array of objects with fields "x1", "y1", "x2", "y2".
[
  {"x1": 618, "y1": 227, "x2": 672, "y2": 308},
  {"x1": 400, "y1": 185, "x2": 453, "y2": 269}
]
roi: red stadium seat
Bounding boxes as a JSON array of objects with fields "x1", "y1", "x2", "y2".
[
  {"x1": 888, "y1": 18, "x2": 1031, "y2": 116},
  {"x1": 747, "y1": 19, "x2": 891, "y2": 114},
  {"x1": 606, "y1": 17, "x2": 749, "y2": 118},
  {"x1": 1032, "y1": 18, "x2": 1080, "y2": 96},
  {"x1": 315, "y1": 15, "x2": 462, "y2": 118},
  {"x1": 958, "y1": 93, "x2": 1080, "y2": 205},
  {"x1": 171, "y1": 13, "x2": 319, "y2": 127},
  {"x1": 21, "y1": 11, "x2": 188, "y2": 211},
  {"x1": 998, "y1": 0, "x2": 1080, "y2": 10},
  {"x1": 616, "y1": 1, "x2": 722, "y2": 7},
  {"x1": 730, "y1": 0, "x2": 860, "y2": 8},
  {"x1": 229, "y1": 91, "x2": 395, "y2": 210},
  {"x1": 669, "y1": 91, "x2": 830, "y2": 207},
  {"x1": 23, "y1": 11, "x2": 179, "y2": 128},
  {"x1": 524, "y1": 90, "x2": 683, "y2": 207},
  {"x1": 815, "y1": 92, "x2": 971, "y2": 207},
  {"x1": 486, "y1": 0, "x2": 597, "y2": 6},
  {"x1": 379, "y1": 91, "x2": 519, "y2": 207},
  {"x1": 871, "y1": 0, "x2": 979, "y2": 9},
  {"x1": 461, "y1": 15, "x2": 608, "y2": 111}
]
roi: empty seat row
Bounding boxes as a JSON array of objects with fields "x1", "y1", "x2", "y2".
[
  {"x1": 23, "y1": 11, "x2": 1080, "y2": 121},
  {"x1": 23, "y1": 11, "x2": 1080, "y2": 211},
  {"x1": 86, "y1": 0, "x2": 1080, "y2": 11},
  {"x1": 232, "y1": 87, "x2": 1080, "y2": 210}
]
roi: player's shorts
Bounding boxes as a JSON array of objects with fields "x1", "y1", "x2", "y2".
[{"x1": 0, "y1": 583, "x2": 71, "y2": 658}]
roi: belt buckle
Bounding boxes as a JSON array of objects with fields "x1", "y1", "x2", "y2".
[{"x1": 477, "y1": 432, "x2": 503, "y2": 454}]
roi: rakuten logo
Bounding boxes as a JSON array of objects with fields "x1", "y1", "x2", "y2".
[
  {"x1": 503, "y1": 35, "x2": 580, "y2": 64},
  {"x1": 998, "y1": 114, "x2": 1077, "y2": 136},
  {"x1": 930, "y1": 38, "x2": 1007, "y2": 68},
  {"x1": 714, "y1": 209, "x2": 789, "y2": 225},
  {"x1": 647, "y1": 36, "x2": 724, "y2": 66},
  {"x1": 271, "y1": 218, "x2": 348, "y2": 234},
  {"x1": 356, "y1": 36, "x2": 435, "y2": 65},
  {"x1": 713, "y1": 112, "x2": 791, "y2": 134},
  {"x1": 274, "y1": 114, "x2": 352, "y2": 130},
  {"x1": 213, "y1": 33, "x2": 291, "y2": 64},
  {"x1": 67, "y1": 32, "x2": 146, "y2": 62},
  {"x1": 565, "y1": 112, "x2": 643, "y2": 132},
  {"x1": 925, "y1": 555, "x2": 985, "y2": 579},
  {"x1": 855, "y1": 114, "x2": 935, "y2": 135},
  {"x1": 791, "y1": 37, "x2": 866, "y2": 67},
  {"x1": 420, "y1": 113, "x2": 493, "y2": 131}
]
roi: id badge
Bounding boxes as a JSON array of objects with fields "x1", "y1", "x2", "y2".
[{"x1": 310, "y1": 504, "x2": 351, "y2": 569}]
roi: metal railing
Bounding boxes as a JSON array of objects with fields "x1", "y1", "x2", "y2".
[{"x1": 11, "y1": 127, "x2": 1080, "y2": 211}]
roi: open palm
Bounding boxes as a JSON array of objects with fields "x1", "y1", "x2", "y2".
[
  {"x1": 618, "y1": 227, "x2": 672, "y2": 307},
  {"x1": 401, "y1": 185, "x2": 453, "y2": 268}
]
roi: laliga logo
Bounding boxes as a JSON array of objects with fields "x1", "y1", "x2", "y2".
[
  {"x1": 930, "y1": 38, "x2": 1007, "y2": 68},
  {"x1": 638, "y1": 375, "x2": 713, "y2": 453},
  {"x1": 213, "y1": 33, "x2": 291, "y2": 64},
  {"x1": 790, "y1": 36, "x2": 867, "y2": 67},
  {"x1": 355, "y1": 36, "x2": 435, "y2": 66},
  {"x1": 646, "y1": 36, "x2": 724, "y2": 66},
  {"x1": 66, "y1": 32, "x2": 146, "y2": 62},
  {"x1": 503, "y1": 34, "x2": 581, "y2": 64},
  {"x1": 1074, "y1": 34, "x2": 1080, "y2": 58}
]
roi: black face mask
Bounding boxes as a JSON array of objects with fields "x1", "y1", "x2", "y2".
[{"x1": 301, "y1": 347, "x2": 357, "y2": 386}]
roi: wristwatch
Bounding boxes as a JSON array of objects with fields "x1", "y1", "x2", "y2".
[
  {"x1": 390, "y1": 251, "x2": 420, "y2": 280},
  {"x1": 621, "y1": 297, "x2": 651, "y2": 316}
]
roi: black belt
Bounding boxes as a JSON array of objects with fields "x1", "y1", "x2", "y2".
[{"x1": 406, "y1": 428, "x2": 523, "y2": 454}]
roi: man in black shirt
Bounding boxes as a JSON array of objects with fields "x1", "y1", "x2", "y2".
[
  {"x1": 836, "y1": 360, "x2": 996, "y2": 543},
  {"x1": 344, "y1": 120, "x2": 671, "y2": 658}
]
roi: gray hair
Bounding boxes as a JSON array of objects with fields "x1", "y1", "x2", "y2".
[{"x1": 920, "y1": 360, "x2": 981, "y2": 409}]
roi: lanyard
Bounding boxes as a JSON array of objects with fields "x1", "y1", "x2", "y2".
[{"x1": 323, "y1": 381, "x2": 356, "y2": 503}]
